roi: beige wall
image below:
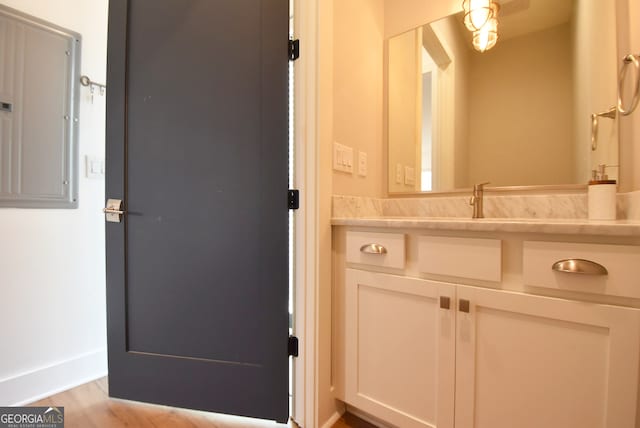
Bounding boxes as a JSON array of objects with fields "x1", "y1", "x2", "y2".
[
  {"x1": 617, "y1": 0, "x2": 640, "y2": 192},
  {"x1": 332, "y1": 0, "x2": 385, "y2": 198},
  {"x1": 319, "y1": 0, "x2": 387, "y2": 425},
  {"x1": 384, "y1": 0, "x2": 459, "y2": 39},
  {"x1": 572, "y1": 0, "x2": 618, "y2": 183},
  {"x1": 467, "y1": 24, "x2": 575, "y2": 186}
]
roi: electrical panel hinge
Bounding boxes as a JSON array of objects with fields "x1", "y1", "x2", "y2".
[
  {"x1": 288, "y1": 335, "x2": 299, "y2": 357},
  {"x1": 288, "y1": 189, "x2": 299, "y2": 210},
  {"x1": 289, "y1": 39, "x2": 300, "y2": 61}
]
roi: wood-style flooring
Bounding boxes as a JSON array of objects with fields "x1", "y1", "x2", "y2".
[{"x1": 29, "y1": 378, "x2": 375, "y2": 428}]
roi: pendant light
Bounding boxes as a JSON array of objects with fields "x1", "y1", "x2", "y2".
[{"x1": 462, "y1": 0, "x2": 494, "y2": 32}]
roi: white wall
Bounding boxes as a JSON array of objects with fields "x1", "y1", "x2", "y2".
[{"x1": 0, "y1": 0, "x2": 108, "y2": 405}]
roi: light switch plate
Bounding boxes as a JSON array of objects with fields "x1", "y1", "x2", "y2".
[
  {"x1": 358, "y1": 151, "x2": 367, "y2": 176},
  {"x1": 85, "y1": 156, "x2": 105, "y2": 179},
  {"x1": 396, "y1": 164, "x2": 403, "y2": 184},
  {"x1": 333, "y1": 142, "x2": 354, "y2": 174}
]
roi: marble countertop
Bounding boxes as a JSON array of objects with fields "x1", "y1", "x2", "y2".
[{"x1": 331, "y1": 217, "x2": 640, "y2": 236}]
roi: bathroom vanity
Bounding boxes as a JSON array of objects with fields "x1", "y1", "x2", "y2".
[
  {"x1": 331, "y1": 213, "x2": 640, "y2": 428},
  {"x1": 326, "y1": 0, "x2": 640, "y2": 425}
]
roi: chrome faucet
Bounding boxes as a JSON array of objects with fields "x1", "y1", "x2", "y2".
[{"x1": 469, "y1": 182, "x2": 490, "y2": 219}]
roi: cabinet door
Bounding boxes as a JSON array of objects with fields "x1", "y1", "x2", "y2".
[
  {"x1": 345, "y1": 269, "x2": 455, "y2": 428},
  {"x1": 455, "y1": 285, "x2": 640, "y2": 428}
]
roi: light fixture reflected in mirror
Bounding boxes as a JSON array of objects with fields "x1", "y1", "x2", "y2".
[
  {"x1": 463, "y1": 0, "x2": 494, "y2": 31},
  {"x1": 467, "y1": 1, "x2": 500, "y2": 53},
  {"x1": 472, "y1": 5, "x2": 499, "y2": 52}
]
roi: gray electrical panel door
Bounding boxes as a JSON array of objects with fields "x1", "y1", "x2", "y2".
[{"x1": 0, "y1": 5, "x2": 80, "y2": 208}]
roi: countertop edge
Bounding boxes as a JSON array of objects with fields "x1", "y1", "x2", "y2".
[{"x1": 331, "y1": 217, "x2": 640, "y2": 237}]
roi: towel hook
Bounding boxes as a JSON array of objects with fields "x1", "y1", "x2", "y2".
[
  {"x1": 590, "y1": 106, "x2": 617, "y2": 151},
  {"x1": 80, "y1": 75, "x2": 106, "y2": 93}
]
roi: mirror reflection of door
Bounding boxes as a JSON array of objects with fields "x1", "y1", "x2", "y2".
[{"x1": 421, "y1": 46, "x2": 435, "y2": 191}]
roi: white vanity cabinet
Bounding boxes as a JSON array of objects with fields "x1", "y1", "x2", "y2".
[
  {"x1": 345, "y1": 269, "x2": 456, "y2": 428},
  {"x1": 454, "y1": 285, "x2": 640, "y2": 428},
  {"x1": 334, "y1": 228, "x2": 640, "y2": 428}
]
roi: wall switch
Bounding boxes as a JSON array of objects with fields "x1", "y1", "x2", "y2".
[
  {"x1": 404, "y1": 166, "x2": 415, "y2": 186},
  {"x1": 358, "y1": 151, "x2": 367, "y2": 176},
  {"x1": 86, "y1": 156, "x2": 105, "y2": 179},
  {"x1": 396, "y1": 164, "x2": 403, "y2": 184},
  {"x1": 333, "y1": 142, "x2": 354, "y2": 174}
]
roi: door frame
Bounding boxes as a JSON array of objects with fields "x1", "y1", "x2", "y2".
[{"x1": 292, "y1": 0, "x2": 318, "y2": 426}]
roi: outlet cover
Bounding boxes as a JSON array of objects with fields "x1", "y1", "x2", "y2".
[
  {"x1": 404, "y1": 166, "x2": 415, "y2": 186},
  {"x1": 358, "y1": 151, "x2": 367, "y2": 176}
]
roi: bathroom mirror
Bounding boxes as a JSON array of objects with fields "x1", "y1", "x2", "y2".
[{"x1": 387, "y1": 0, "x2": 620, "y2": 194}]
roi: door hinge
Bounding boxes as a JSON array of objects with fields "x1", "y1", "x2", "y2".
[
  {"x1": 289, "y1": 39, "x2": 300, "y2": 61},
  {"x1": 288, "y1": 335, "x2": 299, "y2": 357},
  {"x1": 288, "y1": 189, "x2": 299, "y2": 210}
]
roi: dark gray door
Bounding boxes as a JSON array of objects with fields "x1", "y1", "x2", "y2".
[{"x1": 105, "y1": 0, "x2": 289, "y2": 423}]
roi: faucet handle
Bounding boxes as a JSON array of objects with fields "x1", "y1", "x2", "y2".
[{"x1": 474, "y1": 181, "x2": 490, "y2": 191}]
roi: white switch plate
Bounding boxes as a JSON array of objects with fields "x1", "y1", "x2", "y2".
[
  {"x1": 358, "y1": 151, "x2": 367, "y2": 176},
  {"x1": 396, "y1": 164, "x2": 403, "y2": 184},
  {"x1": 85, "y1": 156, "x2": 105, "y2": 179},
  {"x1": 405, "y1": 166, "x2": 415, "y2": 185},
  {"x1": 333, "y1": 142, "x2": 354, "y2": 174}
]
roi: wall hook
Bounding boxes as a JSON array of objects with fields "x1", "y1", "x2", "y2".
[
  {"x1": 591, "y1": 106, "x2": 617, "y2": 151},
  {"x1": 79, "y1": 75, "x2": 106, "y2": 93}
]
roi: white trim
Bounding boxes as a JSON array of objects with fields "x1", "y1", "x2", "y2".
[
  {"x1": 292, "y1": 0, "x2": 319, "y2": 426},
  {"x1": 0, "y1": 348, "x2": 108, "y2": 406},
  {"x1": 319, "y1": 410, "x2": 345, "y2": 428}
]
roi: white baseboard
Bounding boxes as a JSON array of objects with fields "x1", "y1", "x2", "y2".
[
  {"x1": 320, "y1": 409, "x2": 345, "y2": 428},
  {"x1": 0, "y1": 348, "x2": 108, "y2": 406}
]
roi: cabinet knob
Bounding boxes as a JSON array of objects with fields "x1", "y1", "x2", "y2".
[
  {"x1": 551, "y1": 259, "x2": 608, "y2": 276},
  {"x1": 440, "y1": 296, "x2": 451, "y2": 310},
  {"x1": 459, "y1": 299, "x2": 470, "y2": 313},
  {"x1": 360, "y1": 243, "x2": 387, "y2": 255}
]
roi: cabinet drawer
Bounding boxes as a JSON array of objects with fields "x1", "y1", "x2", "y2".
[
  {"x1": 523, "y1": 241, "x2": 640, "y2": 298},
  {"x1": 418, "y1": 236, "x2": 502, "y2": 282},
  {"x1": 346, "y1": 231, "x2": 405, "y2": 269}
]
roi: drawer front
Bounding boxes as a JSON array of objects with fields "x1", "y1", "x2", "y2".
[
  {"x1": 346, "y1": 231, "x2": 405, "y2": 269},
  {"x1": 523, "y1": 241, "x2": 640, "y2": 298},
  {"x1": 418, "y1": 236, "x2": 502, "y2": 282}
]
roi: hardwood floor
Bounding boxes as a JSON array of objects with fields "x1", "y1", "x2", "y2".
[
  {"x1": 331, "y1": 413, "x2": 379, "y2": 428},
  {"x1": 29, "y1": 378, "x2": 374, "y2": 428}
]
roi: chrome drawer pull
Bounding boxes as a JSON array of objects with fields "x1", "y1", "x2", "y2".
[
  {"x1": 359, "y1": 243, "x2": 387, "y2": 255},
  {"x1": 551, "y1": 259, "x2": 608, "y2": 276}
]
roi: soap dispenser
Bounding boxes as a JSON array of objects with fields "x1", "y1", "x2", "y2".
[{"x1": 588, "y1": 164, "x2": 617, "y2": 220}]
